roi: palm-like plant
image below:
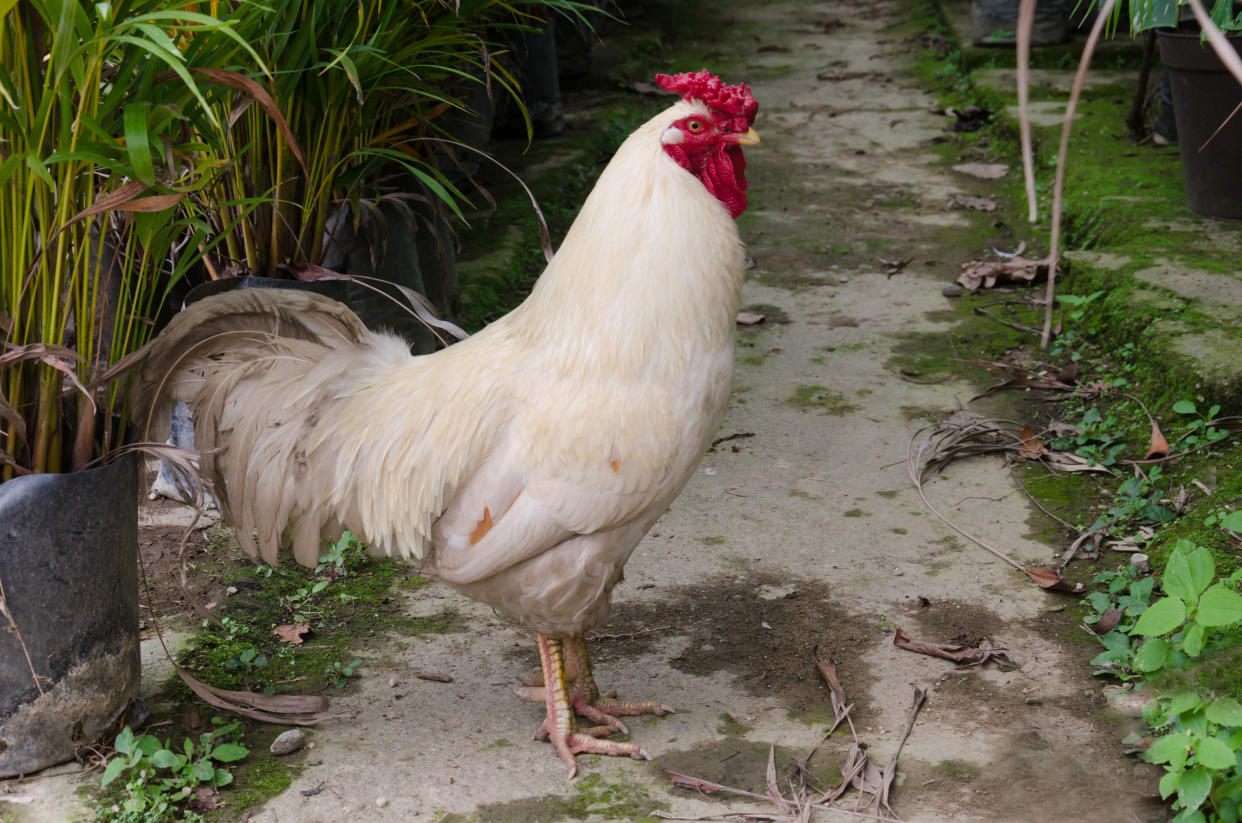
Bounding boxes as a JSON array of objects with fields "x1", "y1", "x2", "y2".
[
  {"x1": 0, "y1": 0, "x2": 267, "y2": 475},
  {"x1": 194, "y1": 0, "x2": 597, "y2": 291}
]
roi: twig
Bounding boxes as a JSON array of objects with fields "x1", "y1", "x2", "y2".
[
  {"x1": 589, "y1": 624, "x2": 673, "y2": 641},
  {"x1": 874, "y1": 687, "x2": 927, "y2": 817},
  {"x1": 0, "y1": 573, "x2": 45, "y2": 696},
  {"x1": 1040, "y1": 0, "x2": 1116, "y2": 348},
  {"x1": 907, "y1": 429, "x2": 1025, "y2": 572},
  {"x1": 1010, "y1": 469, "x2": 1075, "y2": 531}
]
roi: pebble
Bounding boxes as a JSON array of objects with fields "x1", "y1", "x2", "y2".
[
  {"x1": 377, "y1": 797, "x2": 389, "y2": 809},
  {"x1": 270, "y1": 729, "x2": 307, "y2": 756},
  {"x1": 1130, "y1": 553, "x2": 1150, "y2": 574},
  {"x1": 941, "y1": 283, "x2": 964, "y2": 297},
  {"x1": 226, "y1": 586, "x2": 238, "y2": 596}
]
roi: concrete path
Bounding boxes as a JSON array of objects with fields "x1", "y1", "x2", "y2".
[
  {"x1": 8, "y1": 0, "x2": 1164, "y2": 821},
  {"x1": 252, "y1": 1, "x2": 1158, "y2": 821}
]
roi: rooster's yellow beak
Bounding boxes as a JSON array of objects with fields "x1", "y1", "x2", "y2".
[{"x1": 735, "y1": 128, "x2": 761, "y2": 146}]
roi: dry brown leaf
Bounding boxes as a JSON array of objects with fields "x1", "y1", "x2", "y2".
[
  {"x1": 892, "y1": 627, "x2": 1014, "y2": 668},
  {"x1": 1091, "y1": 608, "x2": 1122, "y2": 634},
  {"x1": 273, "y1": 622, "x2": 310, "y2": 644},
  {"x1": 194, "y1": 787, "x2": 224, "y2": 811},
  {"x1": 952, "y1": 162, "x2": 1009, "y2": 179},
  {"x1": 948, "y1": 193, "x2": 997, "y2": 211},
  {"x1": 1022, "y1": 566, "x2": 1084, "y2": 594},
  {"x1": 1041, "y1": 449, "x2": 1114, "y2": 474},
  {"x1": 1017, "y1": 426, "x2": 1047, "y2": 460},
  {"x1": 1146, "y1": 421, "x2": 1170, "y2": 459},
  {"x1": 1056, "y1": 362, "x2": 1080, "y2": 384},
  {"x1": 957, "y1": 257, "x2": 1049, "y2": 290},
  {"x1": 414, "y1": 671, "x2": 454, "y2": 683}
]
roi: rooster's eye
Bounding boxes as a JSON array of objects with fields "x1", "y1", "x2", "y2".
[{"x1": 686, "y1": 119, "x2": 704, "y2": 132}]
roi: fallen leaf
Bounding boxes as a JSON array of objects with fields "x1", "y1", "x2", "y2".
[
  {"x1": 194, "y1": 787, "x2": 224, "y2": 811},
  {"x1": 1146, "y1": 421, "x2": 1170, "y2": 459},
  {"x1": 414, "y1": 671, "x2": 454, "y2": 683},
  {"x1": 957, "y1": 257, "x2": 1049, "y2": 290},
  {"x1": 892, "y1": 627, "x2": 1015, "y2": 668},
  {"x1": 663, "y1": 768, "x2": 729, "y2": 794},
  {"x1": 1091, "y1": 609, "x2": 1122, "y2": 634},
  {"x1": 1041, "y1": 450, "x2": 1114, "y2": 475},
  {"x1": 952, "y1": 162, "x2": 1009, "y2": 179},
  {"x1": 1056, "y1": 362, "x2": 1080, "y2": 384},
  {"x1": 273, "y1": 622, "x2": 311, "y2": 644},
  {"x1": 1017, "y1": 426, "x2": 1047, "y2": 460},
  {"x1": 948, "y1": 193, "x2": 997, "y2": 211},
  {"x1": 813, "y1": 647, "x2": 848, "y2": 724},
  {"x1": 737, "y1": 311, "x2": 766, "y2": 326},
  {"x1": 1021, "y1": 566, "x2": 1084, "y2": 594}
]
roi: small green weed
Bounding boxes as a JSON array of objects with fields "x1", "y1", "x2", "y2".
[
  {"x1": 1138, "y1": 691, "x2": 1242, "y2": 823},
  {"x1": 326, "y1": 658, "x2": 363, "y2": 688},
  {"x1": 97, "y1": 720, "x2": 248, "y2": 823},
  {"x1": 1086, "y1": 540, "x2": 1242, "y2": 823},
  {"x1": 1129, "y1": 541, "x2": 1242, "y2": 673},
  {"x1": 1174, "y1": 400, "x2": 1230, "y2": 453}
]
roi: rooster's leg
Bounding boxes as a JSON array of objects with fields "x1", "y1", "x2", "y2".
[
  {"x1": 533, "y1": 633, "x2": 651, "y2": 777},
  {"x1": 564, "y1": 635, "x2": 673, "y2": 728}
]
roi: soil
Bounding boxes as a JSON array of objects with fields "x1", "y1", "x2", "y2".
[{"x1": 8, "y1": 0, "x2": 1174, "y2": 821}]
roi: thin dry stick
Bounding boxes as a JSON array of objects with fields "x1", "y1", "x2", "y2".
[
  {"x1": 1040, "y1": 0, "x2": 1116, "y2": 349},
  {"x1": 1010, "y1": 468, "x2": 1075, "y2": 530},
  {"x1": 907, "y1": 430, "x2": 1025, "y2": 571},
  {"x1": 874, "y1": 687, "x2": 927, "y2": 818},
  {"x1": 0, "y1": 573, "x2": 44, "y2": 696},
  {"x1": 1016, "y1": 0, "x2": 1038, "y2": 221}
]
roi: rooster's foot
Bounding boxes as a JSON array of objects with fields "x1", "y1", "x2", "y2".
[{"x1": 533, "y1": 633, "x2": 663, "y2": 777}]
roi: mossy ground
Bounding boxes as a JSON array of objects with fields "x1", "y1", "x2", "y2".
[{"x1": 914, "y1": 0, "x2": 1242, "y2": 730}]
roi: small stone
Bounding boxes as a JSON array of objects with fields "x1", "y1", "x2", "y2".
[
  {"x1": 941, "y1": 283, "x2": 964, "y2": 297},
  {"x1": 388, "y1": 677, "x2": 399, "y2": 688},
  {"x1": 1131, "y1": 553, "x2": 1150, "y2": 574},
  {"x1": 377, "y1": 797, "x2": 389, "y2": 809},
  {"x1": 226, "y1": 586, "x2": 238, "y2": 596},
  {"x1": 838, "y1": 276, "x2": 849, "y2": 284},
  {"x1": 270, "y1": 729, "x2": 307, "y2": 756},
  {"x1": 893, "y1": 568, "x2": 904, "y2": 577}
]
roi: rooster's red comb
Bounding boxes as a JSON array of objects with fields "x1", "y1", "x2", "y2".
[{"x1": 654, "y1": 70, "x2": 758, "y2": 132}]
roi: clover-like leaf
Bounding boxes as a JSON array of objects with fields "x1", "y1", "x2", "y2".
[
  {"x1": 1132, "y1": 597, "x2": 1187, "y2": 637},
  {"x1": 1195, "y1": 736, "x2": 1237, "y2": 770},
  {"x1": 1134, "y1": 637, "x2": 1170, "y2": 672},
  {"x1": 1178, "y1": 766, "x2": 1212, "y2": 812},
  {"x1": 1196, "y1": 586, "x2": 1242, "y2": 628},
  {"x1": 210, "y1": 743, "x2": 248, "y2": 763},
  {"x1": 1147, "y1": 732, "x2": 1192, "y2": 766},
  {"x1": 1206, "y1": 696, "x2": 1242, "y2": 727}
]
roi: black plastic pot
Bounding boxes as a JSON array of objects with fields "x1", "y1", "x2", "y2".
[
  {"x1": 1157, "y1": 28, "x2": 1242, "y2": 220},
  {"x1": 0, "y1": 454, "x2": 140, "y2": 777},
  {"x1": 971, "y1": 0, "x2": 1071, "y2": 45}
]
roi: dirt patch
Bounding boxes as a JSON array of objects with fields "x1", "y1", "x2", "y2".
[
  {"x1": 137, "y1": 501, "x2": 231, "y2": 626},
  {"x1": 591, "y1": 573, "x2": 878, "y2": 720}
]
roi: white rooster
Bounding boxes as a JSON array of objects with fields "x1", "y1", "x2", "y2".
[{"x1": 140, "y1": 70, "x2": 760, "y2": 776}]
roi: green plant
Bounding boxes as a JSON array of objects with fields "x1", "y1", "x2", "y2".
[
  {"x1": 0, "y1": 1, "x2": 266, "y2": 476},
  {"x1": 1089, "y1": 466, "x2": 1176, "y2": 533},
  {"x1": 1088, "y1": 565, "x2": 1156, "y2": 679},
  {"x1": 192, "y1": 0, "x2": 600, "y2": 291},
  {"x1": 1174, "y1": 400, "x2": 1230, "y2": 452},
  {"x1": 98, "y1": 720, "x2": 249, "y2": 822},
  {"x1": 326, "y1": 657, "x2": 363, "y2": 688},
  {"x1": 1130, "y1": 541, "x2": 1242, "y2": 673},
  {"x1": 1050, "y1": 406, "x2": 1126, "y2": 467},
  {"x1": 1140, "y1": 692, "x2": 1242, "y2": 823}
]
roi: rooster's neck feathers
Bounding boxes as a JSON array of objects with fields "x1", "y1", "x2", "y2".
[{"x1": 503, "y1": 101, "x2": 746, "y2": 373}]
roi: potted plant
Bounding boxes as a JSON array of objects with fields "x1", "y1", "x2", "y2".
[
  {"x1": 0, "y1": 0, "x2": 266, "y2": 776},
  {"x1": 1101, "y1": 0, "x2": 1242, "y2": 218}
]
